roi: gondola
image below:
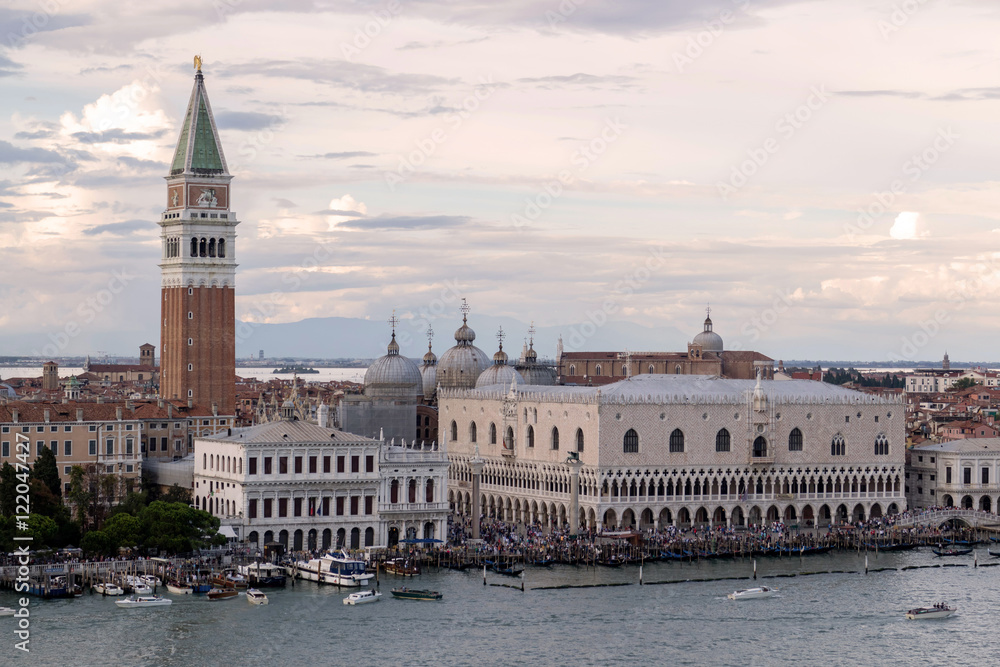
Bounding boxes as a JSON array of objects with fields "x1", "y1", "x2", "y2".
[{"x1": 932, "y1": 547, "x2": 973, "y2": 557}]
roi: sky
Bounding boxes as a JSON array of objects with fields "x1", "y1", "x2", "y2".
[{"x1": 2, "y1": 0, "x2": 1000, "y2": 363}]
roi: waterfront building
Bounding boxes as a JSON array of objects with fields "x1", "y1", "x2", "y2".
[
  {"x1": 158, "y1": 61, "x2": 238, "y2": 416},
  {"x1": 907, "y1": 438, "x2": 1000, "y2": 512},
  {"x1": 378, "y1": 440, "x2": 450, "y2": 544},
  {"x1": 443, "y1": 374, "x2": 906, "y2": 531},
  {"x1": 557, "y1": 310, "x2": 773, "y2": 385}
]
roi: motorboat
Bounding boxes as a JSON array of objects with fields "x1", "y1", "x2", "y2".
[
  {"x1": 296, "y1": 550, "x2": 375, "y2": 587},
  {"x1": 166, "y1": 581, "x2": 193, "y2": 595},
  {"x1": 132, "y1": 583, "x2": 153, "y2": 595},
  {"x1": 390, "y1": 587, "x2": 443, "y2": 601},
  {"x1": 906, "y1": 604, "x2": 955, "y2": 620},
  {"x1": 115, "y1": 596, "x2": 173, "y2": 609},
  {"x1": 343, "y1": 589, "x2": 382, "y2": 605},
  {"x1": 0, "y1": 607, "x2": 15, "y2": 617},
  {"x1": 94, "y1": 583, "x2": 125, "y2": 596},
  {"x1": 141, "y1": 575, "x2": 161, "y2": 588},
  {"x1": 246, "y1": 588, "x2": 269, "y2": 605},
  {"x1": 207, "y1": 588, "x2": 240, "y2": 601},
  {"x1": 384, "y1": 559, "x2": 420, "y2": 576},
  {"x1": 238, "y1": 562, "x2": 287, "y2": 587},
  {"x1": 727, "y1": 586, "x2": 775, "y2": 600}
]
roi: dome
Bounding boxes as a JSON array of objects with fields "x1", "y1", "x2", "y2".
[
  {"x1": 476, "y1": 363, "x2": 524, "y2": 388},
  {"x1": 692, "y1": 315, "x2": 723, "y2": 352},
  {"x1": 420, "y1": 364, "x2": 438, "y2": 399},
  {"x1": 364, "y1": 333, "x2": 422, "y2": 399},
  {"x1": 437, "y1": 309, "x2": 490, "y2": 390},
  {"x1": 519, "y1": 364, "x2": 557, "y2": 386}
]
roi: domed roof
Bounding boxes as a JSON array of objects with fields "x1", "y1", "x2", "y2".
[
  {"x1": 437, "y1": 304, "x2": 490, "y2": 390},
  {"x1": 519, "y1": 364, "x2": 557, "y2": 386},
  {"x1": 364, "y1": 332, "x2": 422, "y2": 399},
  {"x1": 692, "y1": 313, "x2": 723, "y2": 352},
  {"x1": 420, "y1": 364, "x2": 438, "y2": 399},
  {"x1": 476, "y1": 363, "x2": 524, "y2": 389}
]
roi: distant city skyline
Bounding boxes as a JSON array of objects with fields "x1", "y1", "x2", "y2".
[{"x1": 3, "y1": 1, "x2": 1000, "y2": 361}]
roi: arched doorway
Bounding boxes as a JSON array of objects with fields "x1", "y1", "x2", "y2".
[
  {"x1": 694, "y1": 507, "x2": 709, "y2": 524},
  {"x1": 350, "y1": 527, "x2": 360, "y2": 549},
  {"x1": 852, "y1": 504, "x2": 865, "y2": 522},
  {"x1": 961, "y1": 495, "x2": 973, "y2": 509},
  {"x1": 981, "y1": 496, "x2": 992, "y2": 512},
  {"x1": 677, "y1": 507, "x2": 691, "y2": 525},
  {"x1": 388, "y1": 526, "x2": 399, "y2": 548},
  {"x1": 365, "y1": 527, "x2": 375, "y2": 546},
  {"x1": 278, "y1": 530, "x2": 289, "y2": 549},
  {"x1": 731, "y1": 507, "x2": 745, "y2": 526},
  {"x1": 336, "y1": 528, "x2": 346, "y2": 548},
  {"x1": 264, "y1": 530, "x2": 274, "y2": 545},
  {"x1": 322, "y1": 529, "x2": 332, "y2": 550},
  {"x1": 658, "y1": 508, "x2": 673, "y2": 527},
  {"x1": 424, "y1": 522, "x2": 435, "y2": 540},
  {"x1": 248, "y1": 531, "x2": 259, "y2": 548},
  {"x1": 870, "y1": 503, "x2": 883, "y2": 519},
  {"x1": 942, "y1": 495, "x2": 954, "y2": 507},
  {"x1": 603, "y1": 508, "x2": 618, "y2": 528},
  {"x1": 767, "y1": 505, "x2": 780, "y2": 522},
  {"x1": 836, "y1": 504, "x2": 848, "y2": 523},
  {"x1": 713, "y1": 507, "x2": 727, "y2": 525},
  {"x1": 802, "y1": 505, "x2": 814, "y2": 527},
  {"x1": 293, "y1": 529, "x2": 303, "y2": 551},
  {"x1": 748, "y1": 506, "x2": 762, "y2": 526},
  {"x1": 783, "y1": 506, "x2": 797, "y2": 522},
  {"x1": 640, "y1": 508, "x2": 654, "y2": 529},
  {"x1": 621, "y1": 508, "x2": 636, "y2": 528},
  {"x1": 307, "y1": 529, "x2": 318, "y2": 551}
]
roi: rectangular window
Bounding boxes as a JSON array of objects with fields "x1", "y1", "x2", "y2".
[
  {"x1": 946, "y1": 467, "x2": 952, "y2": 484},
  {"x1": 322, "y1": 497, "x2": 330, "y2": 516},
  {"x1": 964, "y1": 468, "x2": 972, "y2": 485},
  {"x1": 279, "y1": 457, "x2": 288, "y2": 474},
  {"x1": 365, "y1": 455, "x2": 374, "y2": 473},
  {"x1": 351, "y1": 456, "x2": 359, "y2": 473},
  {"x1": 105, "y1": 439, "x2": 114, "y2": 455},
  {"x1": 125, "y1": 438, "x2": 133, "y2": 455},
  {"x1": 917, "y1": 456, "x2": 923, "y2": 462},
  {"x1": 309, "y1": 456, "x2": 317, "y2": 474},
  {"x1": 248, "y1": 457, "x2": 257, "y2": 475},
  {"x1": 278, "y1": 498, "x2": 288, "y2": 517},
  {"x1": 126, "y1": 424, "x2": 133, "y2": 431},
  {"x1": 294, "y1": 457, "x2": 302, "y2": 474},
  {"x1": 148, "y1": 437, "x2": 157, "y2": 451},
  {"x1": 337, "y1": 456, "x2": 345, "y2": 473},
  {"x1": 64, "y1": 425, "x2": 71, "y2": 432},
  {"x1": 264, "y1": 457, "x2": 272, "y2": 474},
  {"x1": 89, "y1": 440, "x2": 97, "y2": 456},
  {"x1": 89, "y1": 425, "x2": 96, "y2": 432},
  {"x1": 350, "y1": 496, "x2": 359, "y2": 515},
  {"x1": 248, "y1": 499, "x2": 257, "y2": 519},
  {"x1": 263, "y1": 499, "x2": 272, "y2": 518},
  {"x1": 64, "y1": 466, "x2": 71, "y2": 475},
  {"x1": 336, "y1": 497, "x2": 345, "y2": 515},
  {"x1": 323, "y1": 456, "x2": 331, "y2": 473},
  {"x1": 36, "y1": 441, "x2": 44, "y2": 456},
  {"x1": 64, "y1": 441, "x2": 72, "y2": 456},
  {"x1": 0, "y1": 426, "x2": 7, "y2": 433},
  {"x1": 1, "y1": 442, "x2": 7, "y2": 457},
  {"x1": 365, "y1": 496, "x2": 373, "y2": 515},
  {"x1": 50, "y1": 440, "x2": 57, "y2": 454},
  {"x1": 983, "y1": 468, "x2": 990, "y2": 485},
  {"x1": 294, "y1": 498, "x2": 302, "y2": 517}
]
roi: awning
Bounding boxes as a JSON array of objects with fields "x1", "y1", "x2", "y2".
[
  {"x1": 399, "y1": 538, "x2": 443, "y2": 544},
  {"x1": 218, "y1": 525, "x2": 238, "y2": 539}
]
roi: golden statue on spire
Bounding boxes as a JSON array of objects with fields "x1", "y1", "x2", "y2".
[{"x1": 194, "y1": 55, "x2": 202, "y2": 72}]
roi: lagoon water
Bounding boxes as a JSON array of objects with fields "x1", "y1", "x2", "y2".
[{"x1": 5, "y1": 548, "x2": 998, "y2": 666}]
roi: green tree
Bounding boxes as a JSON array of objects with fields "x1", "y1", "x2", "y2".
[
  {"x1": 138, "y1": 501, "x2": 224, "y2": 554},
  {"x1": 25, "y1": 513, "x2": 58, "y2": 547},
  {"x1": 80, "y1": 529, "x2": 112, "y2": 557},
  {"x1": 952, "y1": 377, "x2": 978, "y2": 391},
  {"x1": 67, "y1": 465, "x2": 92, "y2": 527},
  {"x1": 103, "y1": 513, "x2": 143, "y2": 552},
  {"x1": 161, "y1": 484, "x2": 192, "y2": 505},
  {"x1": 108, "y1": 491, "x2": 148, "y2": 520},
  {"x1": 0, "y1": 463, "x2": 16, "y2": 517},
  {"x1": 29, "y1": 478, "x2": 61, "y2": 519},
  {"x1": 32, "y1": 445, "x2": 61, "y2": 499}
]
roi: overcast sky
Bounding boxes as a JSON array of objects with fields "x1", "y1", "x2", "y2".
[{"x1": 2, "y1": 0, "x2": 1000, "y2": 362}]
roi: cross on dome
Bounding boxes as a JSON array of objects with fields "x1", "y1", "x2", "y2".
[
  {"x1": 387, "y1": 310, "x2": 399, "y2": 335},
  {"x1": 496, "y1": 325, "x2": 506, "y2": 350}
]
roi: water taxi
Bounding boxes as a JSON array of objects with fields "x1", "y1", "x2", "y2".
[
  {"x1": 906, "y1": 604, "x2": 955, "y2": 620},
  {"x1": 390, "y1": 587, "x2": 443, "y2": 601},
  {"x1": 207, "y1": 588, "x2": 240, "y2": 601},
  {"x1": 296, "y1": 550, "x2": 374, "y2": 587},
  {"x1": 343, "y1": 589, "x2": 382, "y2": 605},
  {"x1": 166, "y1": 581, "x2": 193, "y2": 595},
  {"x1": 384, "y1": 559, "x2": 420, "y2": 576},
  {"x1": 246, "y1": 588, "x2": 269, "y2": 605},
  {"x1": 727, "y1": 586, "x2": 775, "y2": 600},
  {"x1": 94, "y1": 583, "x2": 124, "y2": 596},
  {"x1": 115, "y1": 596, "x2": 173, "y2": 609},
  {"x1": 238, "y1": 562, "x2": 287, "y2": 587}
]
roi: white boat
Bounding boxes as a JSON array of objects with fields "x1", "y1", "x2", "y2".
[
  {"x1": 727, "y1": 586, "x2": 775, "y2": 600},
  {"x1": 246, "y1": 588, "x2": 269, "y2": 605},
  {"x1": 166, "y1": 581, "x2": 193, "y2": 595},
  {"x1": 94, "y1": 583, "x2": 125, "y2": 596},
  {"x1": 343, "y1": 589, "x2": 382, "y2": 605},
  {"x1": 295, "y1": 550, "x2": 375, "y2": 587},
  {"x1": 237, "y1": 562, "x2": 287, "y2": 587},
  {"x1": 141, "y1": 575, "x2": 161, "y2": 588},
  {"x1": 132, "y1": 583, "x2": 153, "y2": 595},
  {"x1": 906, "y1": 604, "x2": 956, "y2": 620},
  {"x1": 0, "y1": 607, "x2": 15, "y2": 617},
  {"x1": 115, "y1": 595, "x2": 173, "y2": 608}
]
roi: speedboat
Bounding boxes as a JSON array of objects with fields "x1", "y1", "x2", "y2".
[
  {"x1": 906, "y1": 604, "x2": 955, "y2": 620},
  {"x1": 115, "y1": 596, "x2": 173, "y2": 608},
  {"x1": 246, "y1": 588, "x2": 269, "y2": 605},
  {"x1": 95, "y1": 583, "x2": 125, "y2": 596},
  {"x1": 141, "y1": 575, "x2": 161, "y2": 588},
  {"x1": 296, "y1": 550, "x2": 375, "y2": 587},
  {"x1": 132, "y1": 583, "x2": 153, "y2": 595},
  {"x1": 0, "y1": 607, "x2": 15, "y2": 617},
  {"x1": 166, "y1": 581, "x2": 193, "y2": 595},
  {"x1": 343, "y1": 589, "x2": 382, "y2": 605},
  {"x1": 207, "y1": 588, "x2": 240, "y2": 601},
  {"x1": 727, "y1": 586, "x2": 775, "y2": 600},
  {"x1": 390, "y1": 587, "x2": 443, "y2": 601}
]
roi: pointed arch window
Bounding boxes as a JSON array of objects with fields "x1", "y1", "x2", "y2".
[
  {"x1": 669, "y1": 428, "x2": 684, "y2": 452},
  {"x1": 450, "y1": 420, "x2": 457, "y2": 441},
  {"x1": 623, "y1": 428, "x2": 639, "y2": 453},
  {"x1": 551, "y1": 427, "x2": 559, "y2": 450},
  {"x1": 874, "y1": 433, "x2": 889, "y2": 456},
  {"x1": 715, "y1": 428, "x2": 730, "y2": 452},
  {"x1": 753, "y1": 436, "x2": 767, "y2": 458},
  {"x1": 469, "y1": 421, "x2": 477, "y2": 443},
  {"x1": 489, "y1": 422, "x2": 497, "y2": 444},
  {"x1": 526, "y1": 425, "x2": 534, "y2": 448},
  {"x1": 831, "y1": 434, "x2": 846, "y2": 456},
  {"x1": 575, "y1": 428, "x2": 584, "y2": 452},
  {"x1": 788, "y1": 428, "x2": 803, "y2": 452},
  {"x1": 504, "y1": 426, "x2": 514, "y2": 450},
  {"x1": 595, "y1": 364, "x2": 602, "y2": 376}
]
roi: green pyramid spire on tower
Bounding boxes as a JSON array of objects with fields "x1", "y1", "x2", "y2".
[{"x1": 170, "y1": 62, "x2": 227, "y2": 176}]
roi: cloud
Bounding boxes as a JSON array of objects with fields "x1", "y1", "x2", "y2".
[
  {"x1": 889, "y1": 212, "x2": 921, "y2": 240},
  {"x1": 83, "y1": 219, "x2": 152, "y2": 236},
  {"x1": 516, "y1": 73, "x2": 641, "y2": 90},
  {"x1": 70, "y1": 128, "x2": 170, "y2": 144},
  {"x1": 0, "y1": 140, "x2": 65, "y2": 164},
  {"x1": 325, "y1": 194, "x2": 368, "y2": 228},
  {"x1": 214, "y1": 110, "x2": 284, "y2": 131},
  {"x1": 307, "y1": 151, "x2": 378, "y2": 160},
  {"x1": 219, "y1": 59, "x2": 459, "y2": 95},
  {"x1": 835, "y1": 89, "x2": 926, "y2": 99},
  {"x1": 337, "y1": 214, "x2": 472, "y2": 231}
]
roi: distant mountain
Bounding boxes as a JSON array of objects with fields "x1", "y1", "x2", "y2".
[{"x1": 234, "y1": 315, "x2": 692, "y2": 360}]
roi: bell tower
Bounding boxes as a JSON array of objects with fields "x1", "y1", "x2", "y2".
[{"x1": 159, "y1": 58, "x2": 237, "y2": 415}]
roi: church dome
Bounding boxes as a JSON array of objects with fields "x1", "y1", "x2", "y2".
[
  {"x1": 692, "y1": 313, "x2": 723, "y2": 352},
  {"x1": 520, "y1": 364, "x2": 557, "y2": 386},
  {"x1": 420, "y1": 336, "x2": 438, "y2": 399},
  {"x1": 437, "y1": 305, "x2": 490, "y2": 390},
  {"x1": 364, "y1": 332, "x2": 422, "y2": 399},
  {"x1": 476, "y1": 363, "x2": 524, "y2": 389}
]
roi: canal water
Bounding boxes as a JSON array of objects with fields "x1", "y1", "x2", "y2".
[{"x1": 3, "y1": 548, "x2": 996, "y2": 666}]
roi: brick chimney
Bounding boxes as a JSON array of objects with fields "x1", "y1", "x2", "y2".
[
  {"x1": 167, "y1": 403, "x2": 173, "y2": 418},
  {"x1": 115, "y1": 406, "x2": 123, "y2": 421},
  {"x1": 76, "y1": 408, "x2": 84, "y2": 422},
  {"x1": 12, "y1": 408, "x2": 18, "y2": 423},
  {"x1": 44, "y1": 408, "x2": 50, "y2": 423}
]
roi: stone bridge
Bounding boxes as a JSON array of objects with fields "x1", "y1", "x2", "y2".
[{"x1": 891, "y1": 508, "x2": 1000, "y2": 529}]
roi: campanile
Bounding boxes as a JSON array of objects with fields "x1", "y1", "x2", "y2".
[{"x1": 159, "y1": 59, "x2": 237, "y2": 415}]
